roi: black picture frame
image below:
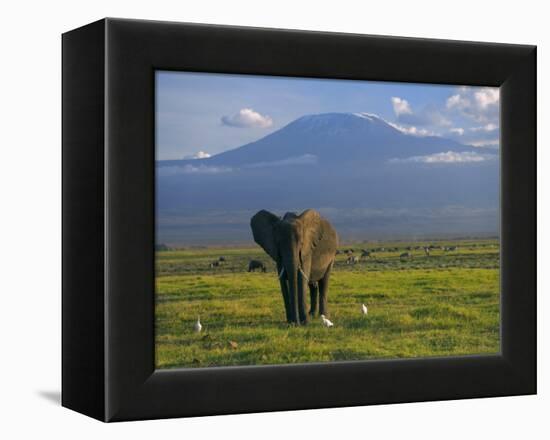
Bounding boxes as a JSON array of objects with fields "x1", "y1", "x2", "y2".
[{"x1": 62, "y1": 18, "x2": 536, "y2": 422}]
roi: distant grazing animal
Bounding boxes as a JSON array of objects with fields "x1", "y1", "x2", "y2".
[
  {"x1": 248, "y1": 259, "x2": 267, "y2": 272},
  {"x1": 424, "y1": 247, "x2": 430, "y2": 256},
  {"x1": 218, "y1": 256, "x2": 226, "y2": 262},
  {"x1": 346, "y1": 255, "x2": 359, "y2": 265},
  {"x1": 194, "y1": 316, "x2": 202, "y2": 333},
  {"x1": 361, "y1": 303, "x2": 368, "y2": 315},
  {"x1": 336, "y1": 250, "x2": 342, "y2": 255},
  {"x1": 400, "y1": 252, "x2": 412, "y2": 259},
  {"x1": 321, "y1": 314, "x2": 334, "y2": 328},
  {"x1": 345, "y1": 249, "x2": 354, "y2": 256},
  {"x1": 360, "y1": 250, "x2": 371, "y2": 259},
  {"x1": 209, "y1": 261, "x2": 220, "y2": 268}
]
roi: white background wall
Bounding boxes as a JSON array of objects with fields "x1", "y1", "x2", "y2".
[{"x1": 0, "y1": 0, "x2": 546, "y2": 437}]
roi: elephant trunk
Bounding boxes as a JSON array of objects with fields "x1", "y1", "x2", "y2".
[
  {"x1": 298, "y1": 267, "x2": 309, "y2": 324},
  {"x1": 288, "y1": 266, "x2": 300, "y2": 326},
  {"x1": 282, "y1": 250, "x2": 301, "y2": 325}
]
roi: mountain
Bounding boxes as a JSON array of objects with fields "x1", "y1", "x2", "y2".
[
  {"x1": 156, "y1": 113, "x2": 499, "y2": 245},
  {"x1": 159, "y1": 112, "x2": 477, "y2": 169}
]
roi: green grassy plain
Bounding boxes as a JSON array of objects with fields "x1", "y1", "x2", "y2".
[{"x1": 156, "y1": 239, "x2": 500, "y2": 369}]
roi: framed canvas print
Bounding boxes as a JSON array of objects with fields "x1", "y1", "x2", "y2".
[{"x1": 62, "y1": 18, "x2": 536, "y2": 422}]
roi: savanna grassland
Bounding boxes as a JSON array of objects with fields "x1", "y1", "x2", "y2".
[{"x1": 155, "y1": 239, "x2": 500, "y2": 369}]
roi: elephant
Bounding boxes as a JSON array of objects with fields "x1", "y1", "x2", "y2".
[
  {"x1": 248, "y1": 259, "x2": 267, "y2": 272},
  {"x1": 250, "y1": 209, "x2": 338, "y2": 325}
]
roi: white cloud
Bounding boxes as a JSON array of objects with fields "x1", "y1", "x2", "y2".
[
  {"x1": 157, "y1": 155, "x2": 317, "y2": 176},
  {"x1": 183, "y1": 150, "x2": 211, "y2": 160},
  {"x1": 449, "y1": 127, "x2": 465, "y2": 136},
  {"x1": 157, "y1": 165, "x2": 232, "y2": 176},
  {"x1": 446, "y1": 94, "x2": 469, "y2": 110},
  {"x1": 469, "y1": 139, "x2": 499, "y2": 148},
  {"x1": 388, "y1": 121, "x2": 434, "y2": 137},
  {"x1": 446, "y1": 87, "x2": 499, "y2": 123},
  {"x1": 221, "y1": 108, "x2": 273, "y2": 128},
  {"x1": 391, "y1": 97, "x2": 412, "y2": 116},
  {"x1": 474, "y1": 88, "x2": 499, "y2": 109},
  {"x1": 391, "y1": 97, "x2": 449, "y2": 128},
  {"x1": 447, "y1": 122, "x2": 499, "y2": 148},
  {"x1": 470, "y1": 123, "x2": 498, "y2": 132},
  {"x1": 390, "y1": 150, "x2": 496, "y2": 164}
]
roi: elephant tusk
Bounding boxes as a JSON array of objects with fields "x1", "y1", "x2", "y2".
[
  {"x1": 278, "y1": 267, "x2": 285, "y2": 279},
  {"x1": 299, "y1": 268, "x2": 309, "y2": 283}
]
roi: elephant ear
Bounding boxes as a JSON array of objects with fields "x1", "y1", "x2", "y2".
[
  {"x1": 298, "y1": 209, "x2": 322, "y2": 256},
  {"x1": 250, "y1": 210, "x2": 280, "y2": 261}
]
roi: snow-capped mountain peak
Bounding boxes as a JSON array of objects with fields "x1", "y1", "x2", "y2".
[
  {"x1": 158, "y1": 112, "x2": 481, "y2": 168},
  {"x1": 352, "y1": 112, "x2": 382, "y2": 121}
]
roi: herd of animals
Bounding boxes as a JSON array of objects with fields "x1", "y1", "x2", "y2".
[
  {"x1": 209, "y1": 243, "x2": 460, "y2": 270},
  {"x1": 340, "y1": 244, "x2": 460, "y2": 264}
]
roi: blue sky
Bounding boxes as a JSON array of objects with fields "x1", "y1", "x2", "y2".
[{"x1": 156, "y1": 71, "x2": 499, "y2": 160}]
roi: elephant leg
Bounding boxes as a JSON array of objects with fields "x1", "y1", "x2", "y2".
[
  {"x1": 288, "y1": 270, "x2": 299, "y2": 325},
  {"x1": 309, "y1": 282, "x2": 319, "y2": 316},
  {"x1": 277, "y1": 265, "x2": 292, "y2": 323},
  {"x1": 318, "y1": 262, "x2": 333, "y2": 316},
  {"x1": 298, "y1": 271, "x2": 309, "y2": 324}
]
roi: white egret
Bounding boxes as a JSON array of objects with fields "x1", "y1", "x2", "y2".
[
  {"x1": 320, "y1": 314, "x2": 334, "y2": 328},
  {"x1": 194, "y1": 316, "x2": 202, "y2": 333},
  {"x1": 361, "y1": 304, "x2": 368, "y2": 315}
]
